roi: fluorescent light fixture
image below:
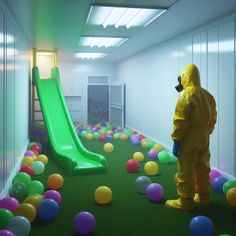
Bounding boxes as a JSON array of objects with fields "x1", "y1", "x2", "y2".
[
  {"x1": 37, "y1": 52, "x2": 54, "y2": 56},
  {"x1": 86, "y1": 6, "x2": 166, "y2": 28},
  {"x1": 79, "y1": 36, "x2": 128, "y2": 48},
  {"x1": 74, "y1": 52, "x2": 107, "y2": 59}
]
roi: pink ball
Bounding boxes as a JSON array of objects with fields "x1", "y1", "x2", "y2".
[
  {"x1": 126, "y1": 159, "x2": 140, "y2": 173},
  {"x1": 44, "y1": 190, "x2": 62, "y2": 205},
  {"x1": 210, "y1": 168, "x2": 221, "y2": 183},
  {"x1": 99, "y1": 135, "x2": 106, "y2": 142},
  {"x1": 24, "y1": 150, "x2": 35, "y2": 157},
  {"x1": 0, "y1": 197, "x2": 19, "y2": 211}
]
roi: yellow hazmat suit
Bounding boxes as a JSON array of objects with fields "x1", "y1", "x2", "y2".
[{"x1": 165, "y1": 64, "x2": 217, "y2": 211}]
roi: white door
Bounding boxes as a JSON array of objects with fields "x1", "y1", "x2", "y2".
[{"x1": 109, "y1": 83, "x2": 125, "y2": 127}]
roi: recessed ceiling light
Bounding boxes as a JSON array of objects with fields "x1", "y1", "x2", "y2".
[
  {"x1": 74, "y1": 52, "x2": 107, "y2": 59},
  {"x1": 86, "y1": 6, "x2": 166, "y2": 29},
  {"x1": 79, "y1": 36, "x2": 128, "y2": 48}
]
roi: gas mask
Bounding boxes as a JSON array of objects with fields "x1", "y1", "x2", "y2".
[{"x1": 175, "y1": 76, "x2": 183, "y2": 92}]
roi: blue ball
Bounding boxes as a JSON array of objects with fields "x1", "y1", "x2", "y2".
[
  {"x1": 38, "y1": 199, "x2": 59, "y2": 220},
  {"x1": 212, "y1": 176, "x2": 228, "y2": 194},
  {"x1": 189, "y1": 215, "x2": 214, "y2": 236},
  {"x1": 106, "y1": 134, "x2": 113, "y2": 140}
]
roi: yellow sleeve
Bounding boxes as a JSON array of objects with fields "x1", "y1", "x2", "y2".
[
  {"x1": 171, "y1": 92, "x2": 191, "y2": 141},
  {"x1": 209, "y1": 96, "x2": 217, "y2": 134}
]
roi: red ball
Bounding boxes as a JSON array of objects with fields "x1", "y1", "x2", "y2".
[
  {"x1": 31, "y1": 144, "x2": 41, "y2": 154},
  {"x1": 99, "y1": 135, "x2": 106, "y2": 142},
  {"x1": 19, "y1": 166, "x2": 35, "y2": 177},
  {"x1": 31, "y1": 149, "x2": 39, "y2": 156},
  {"x1": 126, "y1": 159, "x2": 140, "y2": 173}
]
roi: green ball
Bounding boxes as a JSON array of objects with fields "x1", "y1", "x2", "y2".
[
  {"x1": 26, "y1": 180, "x2": 44, "y2": 196},
  {"x1": 0, "y1": 208, "x2": 14, "y2": 229},
  {"x1": 9, "y1": 183, "x2": 27, "y2": 202},
  {"x1": 168, "y1": 152, "x2": 178, "y2": 163},
  {"x1": 93, "y1": 132, "x2": 100, "y2": 139},
  {"x1": 146, "y1": 140, "x2": 155, "y2": 149},
  {"x1": 13, "y1": 172, "x2": 31, "y2": 185},
  {"x1": 113, "y1": 133, "x2": 120, "y2": 139},
  {"x1": 223, "y1": 180, "x2": 236, "y2": 194},
  {"x1": 80, "y1": 130, "x2": 87, "y2": 138},
  {"x1": 158, "y1": 150, "x2": 171, "y2": 164}
]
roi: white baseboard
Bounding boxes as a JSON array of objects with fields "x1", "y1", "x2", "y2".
[{"x1": 0, "y1": 140, "x2": 29, "y2": 199}]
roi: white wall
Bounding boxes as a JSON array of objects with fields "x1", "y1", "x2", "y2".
[
  {"x1": 116, "y1": 14, "x2": 236, "y2": 178},
  {"x1": 58, "y1": 53, "x2": 117, "y2": 124},
  {"x1": 0, "y1": 1, "x2": 30, "y2": 197}
]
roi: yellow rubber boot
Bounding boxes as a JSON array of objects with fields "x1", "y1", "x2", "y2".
[
  {"x1": 194, "y1": 193, "x2": 210, "y2": 206},
  {"x1": 165, "y1": 198, "x2": 194, "y2": 211}
]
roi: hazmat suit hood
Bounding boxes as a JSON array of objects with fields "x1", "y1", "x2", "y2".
[{"x1": 180, "y1": 64, "x2": 201, "y2": 90}]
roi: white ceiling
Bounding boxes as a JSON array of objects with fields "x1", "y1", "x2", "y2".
[{"x1": 4, "y1": 0, "x2": 236, "y2": 62}]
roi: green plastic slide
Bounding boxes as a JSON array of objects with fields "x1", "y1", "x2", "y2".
[{"x1": 33, "y1": 66, "x2": 107, "y2": 175}]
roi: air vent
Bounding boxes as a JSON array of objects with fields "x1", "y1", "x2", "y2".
[{"x1": 88, "y1": 76, "x2": 109, "y2": 84}]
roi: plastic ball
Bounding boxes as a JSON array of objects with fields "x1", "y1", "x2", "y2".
[
  {"x1": 19, "y1": 166, "x2": 34, "y2": 177},
  {"x1": 135, "y1": 176, "x2": 152, "y2": 194},
  {"x1": 0, "y1": 209, "x2": 14, "y2": 229},
  {"x1": 9, "y1": 183, "x2": 26, "y2": 202},
  {"x1": 26, "y1": 180, "x2": 44, "y2": 196},
  {"x1": 99, "y1": 135, "x2": 106, "y2": 142},
  {"x1": 141, "y1": 140, "x2": 148, "y2": 148},
  {"x1": 106, "y1": 134, "x2": 113, "y2": 140},
  {"x1": 212, "y1": 176, "x2": 228, "y2": 193},
  {"x1": 144, "y1": 161, "x2": 159, "y2": 176},
  {"x1": 120, "y1": 133, "x2": 128, "y2": 141},
  {"x1": 14, "y1": 203, "x2": 37, "y2": 222},
  {"x1": 113, "y1": 133, "x2": 120, "y2": 139},
  {"x1": 0, "y1": 197, "x2": 19, "y2": 212},
  {"x1": 146, "y1": 183, "x2": 164, "y2": 202},
  {"x1": 126, "y1": 159, "x2": 140, "y2": 173},
  {"x1": 133, "y1": 152, "x2": 144, "y2": 162},
  {"x1": 94, "y1": 186, "x2": 112, "y2": 205},
  {"x1": 0, "y1": 230, "x2": 16, "y2": 236},
  {"x1": 131, "y1": 138, "x2": 140, "y2": 146},
  {"x1": 5, "y1": 216, "x2": 31, "y2": 236},
  {"x1": 44, "y1": 190, "x2": 62, "y2": 205},
  {"x1": 30, "y1": 144, "x2": 41, "y2": 154},
  {"x1": 38, "y1": 199, "x2": 59, "y2": 220},
  {"x1": 86, "y1": 133, "x2": 93, "y2": 140},
  {"x1": 74, "y1": 211, "x2": 96, "y2": 235},
  {"x1": 158, "y1": 150, "x2": 171, "y2": 164},
  {"x1": 148, "y1": 149, "x2": 158, "y2": 160},
  {"x1": 24, "y1": 150, "x2": 35, "y2": 157},
  {"x1": 223, "y1": 180, "x2": 236, "y2": 194},
  {"x1": 146, "y1": 140, "x2": 155, "y2": 149},
  {"x1": 35, "y1": 154, "x2": 48, "y2": 165},
  {"x1": 13, "y1": 172, "x2": 31, "y2": 186},
  {"x1": 80, "y1": 130, "x2": 87, "y2": 138},
  {"x1": 48, "y1": 173, "x2": 64, "y2": 190},
  {"x1": 32, "y1": 161, "x2": 45, "y2": 175},
  {"x1": 226, "y1": 187, "x2": 236, "y2": 206},
  {"x1": 189, "y1": 215, "x2": 214, "y2": 236},
  {"x1": 93, "y1": 132, "x2": 100, "y2": 139},
  {"x1": 23, "y1": 195, "x2": 43, "y2": 209},
  {"x1": 210, "y1": 168, "x2": 221, "y2": 183},
  {"x1": 21, "y1": 157, "x2": 34, "y2": 167},
  {"x1": 103, "y1": 143, "x2": 114, "y2": 153},
  {"x1": 153, "y1": 143, "x2": 164, "y2": 152}
]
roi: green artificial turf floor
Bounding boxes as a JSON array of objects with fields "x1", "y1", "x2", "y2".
[{"x1": 30, "y1": 139, "x2": 236, "y2": 236}]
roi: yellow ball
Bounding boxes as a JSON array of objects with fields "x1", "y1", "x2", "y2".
[
  {"x1": 86, "y1": 133, "x2": 93, "y2": 140},
  {"x1": 21, "y1": 157, "x2": 34, "y2": 167},
  {"x1": 226, "y1": 187, "x2": 236, "y2": 206},
  {"x1": 103, "y1": 143, "x2": 114, "y2": 153},
  {"x1": 141, "y1": 140, "x2": 148, "y2": 148},
  {"x1": 153, "y1": 143, "x2": 164, "y2": 152},
  {"x1": 144, "y1": 161, "x2": 159, "y2": 176},
  {"x1": 95, "y1": 186, "x2": 112, "y2": 204},
  {"x1": 14, "y1": 203, "x2": 37, "y2": 222},
  {"x1": 133, "y1": 152, "x2": 144, "y2": 162},
  {"x1": 36, "y1": 154, "x2": 48, "y2": 165},
  {"x1": 120, "y1": 133, "x2": 128, "y2": 141},
  {"x1": 23, "y1": 194, "x2": 43, "y2": 209}
]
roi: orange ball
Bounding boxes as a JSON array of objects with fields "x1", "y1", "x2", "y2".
[{"x1": 48, "y1": 173, "x2": 64, "y2": 190}]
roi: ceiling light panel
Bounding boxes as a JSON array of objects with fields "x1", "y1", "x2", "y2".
[
  {"x1": 86, "y1": 6, "x2": 166, "y2": 28},
  {"x1": 79, "y1": 36, "x2": 128, "y2": 48},
  {"x1": 74, "y1": 52, "x2": 107, "y2": 59}
]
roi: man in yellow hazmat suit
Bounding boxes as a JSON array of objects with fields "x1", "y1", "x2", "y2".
[{"x1": 165, "y1": 64, "x2": 217, "y2": 211}]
